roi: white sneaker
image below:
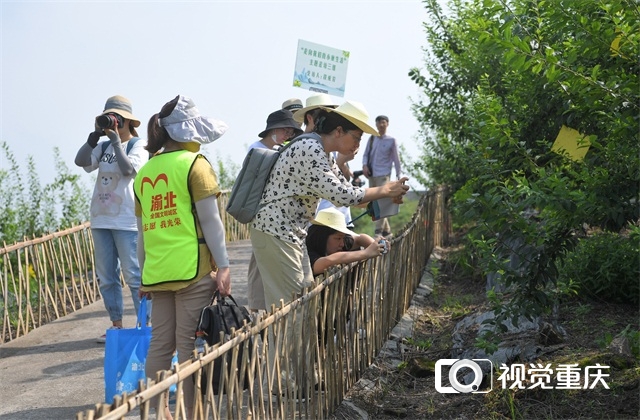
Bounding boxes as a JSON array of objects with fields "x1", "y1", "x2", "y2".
[{"x1": 96, "y1": 326, "x2": 122, "y2": 343}]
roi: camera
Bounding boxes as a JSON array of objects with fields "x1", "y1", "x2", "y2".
[
  {"x1": 96, "y1": 113, "x2": 125, "y2": 130},
  {"x1": 378, "y1": 239, "x2": 388, "y2": 254},
  {"x1": 352, "y1": 170, "x2": 365, "y2": 187}
]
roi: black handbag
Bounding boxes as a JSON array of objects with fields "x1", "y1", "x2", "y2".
[{"x1": 195, "y1": 291, "x2": 253, "y2": 394}]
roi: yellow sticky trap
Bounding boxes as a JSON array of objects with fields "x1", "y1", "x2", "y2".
[
  {"x1": 551, "y1": 125, "x2": 592, "y2": 162},
  {"x1": 611, "y1": 35, "x2": 622, "y2": 56}
]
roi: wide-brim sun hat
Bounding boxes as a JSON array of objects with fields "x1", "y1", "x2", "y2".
[
  {"x1": 101, "y1": 95, "x2": 141, "y2": 127},
  {"x1": 258, "y1": 109, "x2": 303, "y2": 138},
  {"x1": 282, "y1": 98, "x2": 303, "y2": 112},
  {"x1": 293, "y1": 93, "x2": 338, "y2": 123},
  {"x1": 330, "y1": 100, "x2": 379, "y2": 136},
  {"x1": 159, "y1": 95, "x2": 228, "y2": 144},
  {"x1": 311, "y1": 207, "x2": 355, "y2": 236}
]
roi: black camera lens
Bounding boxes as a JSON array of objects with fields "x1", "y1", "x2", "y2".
[{"x1": 96, "y1": 113, "x2": 124, "y2": 130}]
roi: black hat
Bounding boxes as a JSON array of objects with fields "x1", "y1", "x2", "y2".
[{"x1": 258, "y1": 109, "x2": 303, "y2": 138}]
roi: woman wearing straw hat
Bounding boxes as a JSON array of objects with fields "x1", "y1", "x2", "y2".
[
  {"x1": 251, "y1": 100, "x2": 407, "y2": 301},
  {"x1": 306, "y1": 207, "x2": 386, "y2": 276},
  {"x1": 74, "y1": 95, "x2": 149, "y2": 343},
  {"x1": 250, "y1": 100, "x2": 408, "y2": 394},
  {"x1": 134, "y1": 95, "x2": 231, "y2": 418}
]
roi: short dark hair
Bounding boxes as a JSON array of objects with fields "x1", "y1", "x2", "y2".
[{"x1": 375, "y1": 115, "x2": 389, "y2": 123}]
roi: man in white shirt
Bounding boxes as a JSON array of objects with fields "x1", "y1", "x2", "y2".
[{"x1": 361, "y1": 115, "x2": 402, "y2": 237}]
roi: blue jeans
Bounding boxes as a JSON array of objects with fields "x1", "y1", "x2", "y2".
[{"x1": 92, "y1": 228, "x2": 146, "y2": 323}]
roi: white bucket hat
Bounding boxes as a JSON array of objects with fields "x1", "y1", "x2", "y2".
[
  {"x1": 330, "y1": 100, "x2": 379, "y2": 136},
  {"x1": 293, "y1": 93, "x2": 337, "y2": 123},
  {"x1": 159, "y1": 95, "x2": 228, "y2": 144},
  {"x1": 311, "y1": 208, "x2": 355, "y2": 235}
]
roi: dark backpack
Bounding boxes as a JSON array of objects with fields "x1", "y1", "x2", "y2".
[{"x1": 226, "y1": 133, "x2": 318, "y2": 224}]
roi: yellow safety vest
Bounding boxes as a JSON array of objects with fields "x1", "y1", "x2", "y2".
[{"x1": 134, "y1": 150, "x2": 202, "y2": 286}]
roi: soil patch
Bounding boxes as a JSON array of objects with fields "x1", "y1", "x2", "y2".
[{"x1": 332, "y1": 240, "x2": 640, "y2": 419}]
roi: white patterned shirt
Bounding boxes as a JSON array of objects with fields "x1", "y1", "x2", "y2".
[{"x1": 252, "y1": 135, "x2": 365, "y2": 245}]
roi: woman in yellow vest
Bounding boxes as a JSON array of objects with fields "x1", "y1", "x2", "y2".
[{"x1": 133, "y1": 95, "x2": 230, "y2": 419}]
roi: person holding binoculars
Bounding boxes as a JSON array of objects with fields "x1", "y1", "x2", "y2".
[{"x1": 74, "y1": 95, "x2": 149, "y2": 343}]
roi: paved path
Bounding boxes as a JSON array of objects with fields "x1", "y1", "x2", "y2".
[{"x1": 0, "y1": 240, "x2": 252, "y2": 420}]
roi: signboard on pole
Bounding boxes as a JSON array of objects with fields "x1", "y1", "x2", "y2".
[{"x1": 292, "y1": 39, "x2": 350, "y2": 97}]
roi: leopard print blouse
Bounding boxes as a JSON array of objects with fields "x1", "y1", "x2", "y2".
[{"x1": 251, "y1": 135, "x2": 365, "y2": 246}]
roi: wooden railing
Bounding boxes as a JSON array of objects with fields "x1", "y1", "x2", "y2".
[
  {"x1": 74, "y1": 187, "x2": 450, "y2": 420},
  {"x1": 0, "y1": 192, "x2": 249, "y2": 344},
  {"x1": 1, "y1": 222, "x2": 98, "y2": 344}
]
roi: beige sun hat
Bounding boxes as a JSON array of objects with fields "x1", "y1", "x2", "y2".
[
  {"x1": 293, "y1": 93, "x2": 337, "y2": 123},
  {"x1": 311, "y1": 207, "x2": 355, "y2": 235},
  {"x1": 282, "y1": 98, "x2": 303, "y2": 112},
  {"x1": 101, "y1": 95, "x2": 141, "y2": 127},
  {"x1": 330, "y1": 100, "x2": 379, "y2": 136}
]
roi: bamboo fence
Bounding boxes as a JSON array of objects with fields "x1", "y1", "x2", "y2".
[
  {"x1": 0, "y1": 193, "x2": 250, "y2": 344},
  {"x1": 74, "y1": 187, "x2": 450, "y2": 420}
]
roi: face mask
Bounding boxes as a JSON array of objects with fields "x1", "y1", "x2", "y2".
[{"x1": 271, "y1": 134, "x2": 278, "y2": 142}]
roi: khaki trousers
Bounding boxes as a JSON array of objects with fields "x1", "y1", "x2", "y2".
[
  {"x1": 145, "y1": 275, "x2": 215, "y2": 411},
  {"x1": 249, "y1": 228, "x2": 315, "y2": 391}
]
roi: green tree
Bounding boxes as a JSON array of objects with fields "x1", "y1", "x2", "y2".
[{"x1": 407, "y1": 0, "x2": 639, "y2": 337}]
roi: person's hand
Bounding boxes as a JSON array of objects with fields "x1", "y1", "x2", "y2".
[
  {"x1": 214, "y1": 266, "x2": 231, "y2": 297},
  {"x1": 386, "y1": 177, "x2": 409, "y2": 200},
  {"x1": 374, "y1": 235, "x2": 392, "y2": 253},
  {"x1": 138, "y1": 290, "x2": 152, "y2": 300},
  {"x1": 364, "y1": 241, "x2": 384, "y2": 258},
  {"x1": 86, "y1": 130, "x2": 103, "y2": 148},
  {"x1": 105, "y1": 127, "x2": 122, "y2": 145},
  {"x1": 363, "y1": 165, "x2": 371, "y2": 178}
]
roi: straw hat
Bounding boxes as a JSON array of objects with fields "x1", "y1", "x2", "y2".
[
  {"x1": 293, "y1": 93, "x2": 337, "y2": 123},
  {"x1": 100, "y1": 95, "x2": 140, "y2": 127},
  {"x1": 330, "y1": 101, "x2": 379, "y2": 136},
  {"x1": 311, "y1": 208, "x2": 355, "y2": 235}
]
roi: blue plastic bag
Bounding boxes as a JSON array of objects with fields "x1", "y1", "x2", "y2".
[{"x1": 104, "y1": 297, "x2": 152, "y2": 403}]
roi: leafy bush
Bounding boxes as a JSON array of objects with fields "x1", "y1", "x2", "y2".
[
  {"x1": 0, "y1": 142, "x2": 90, "y2": 245},
  {"x1": 558, "y1": 229, "x2": 639, "y2": 305}
]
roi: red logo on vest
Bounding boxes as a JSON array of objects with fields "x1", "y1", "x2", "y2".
[{"x1": 140, "y1": 174, "x2": 168, "y2": 195}]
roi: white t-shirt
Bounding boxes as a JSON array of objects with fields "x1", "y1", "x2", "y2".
[
  {"x1": 84, "y1": 138, "x2": 149, "y2": 231},
  {"x1": 248, "y1": 140, "x2": 269, "y2": 151}
]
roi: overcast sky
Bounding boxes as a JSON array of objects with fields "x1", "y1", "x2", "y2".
[{"x1": 1, "y1": 0, "x2": 429, "y2": 192}]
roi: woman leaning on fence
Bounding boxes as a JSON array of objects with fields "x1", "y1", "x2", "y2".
[
  {"x1": 249, "y1": 100, "x2": 409, "y2": 393},
  {"x1": 133, "y1": 95, "x2": 231, "y2": 419}
]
